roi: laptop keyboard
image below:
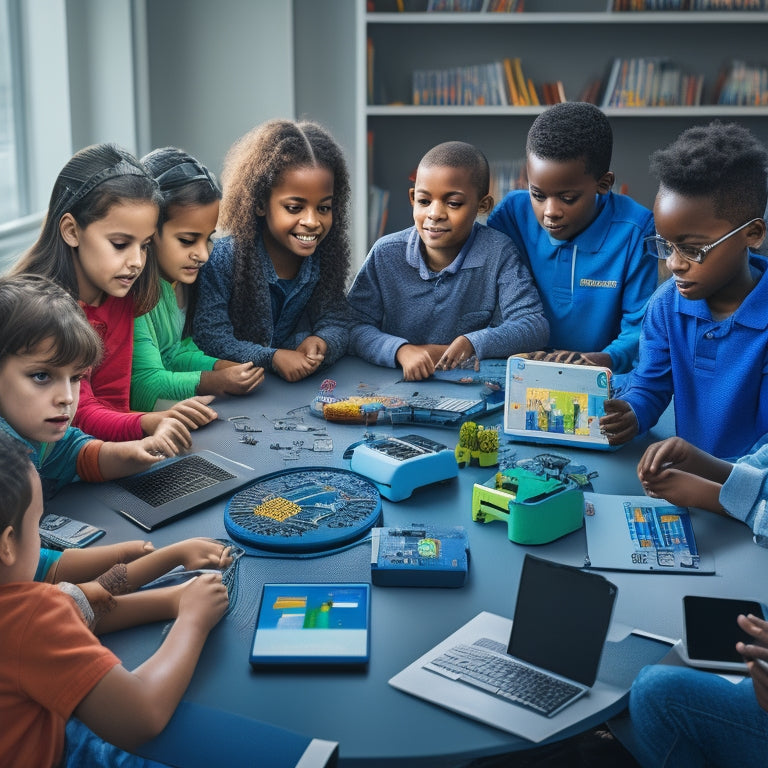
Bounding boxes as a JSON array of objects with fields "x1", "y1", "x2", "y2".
[
  {"x1": 424, "y1": 640, "x2": 583, "y2": 717},
  {"x1": 115, "y1": 455, "x2": 236, "y2": 507}
]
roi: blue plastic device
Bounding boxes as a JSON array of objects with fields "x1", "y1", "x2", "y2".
[{"x1": 348, "y1": 434, "x2": 459, "y2": 502}]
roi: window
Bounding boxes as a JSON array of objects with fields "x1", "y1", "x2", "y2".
[{"x1": 0, "y1": 0, "x2": 23, "y2": 225}]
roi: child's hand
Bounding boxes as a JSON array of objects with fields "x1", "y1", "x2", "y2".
[
  {"x1": 599, "y1": 399, "x2": 638, "y2": 445},
  {"x1": 164, "y1": 396, "x2": 218, "y2": 429},
  {"x1": 396, "y1": 344, "x2": 437, "y2": 381},
  {"x1": 201, "y1": 361, "x2": 264, "y2": 397},
  {"x1": 114, "y1": 540, "x2": 155, "y2": 562},
  {"x1": 177, "y1": 572, "x2": 229, "y2": 632},
  {"x1": 142, "y1": 417, "x2": 193, "y2": 455},
  {"x1": 164, "y1": 538, "x2": 233, "y2": 571},
  {"x1": 638, "y1": 437, "x2": 694, "y2": 481},
  {"x1": 297, "y1": 335, "x2": 327, "y2": 367},
  {"x1": 435, "y1": 336, "x2": 476, "y2": 371},
  {"x1": 737, "y1": 613, "x2": 768, "y2": 712},
  {"x1": 272, "y1": 349, "x2": 320, "y2": 382}
]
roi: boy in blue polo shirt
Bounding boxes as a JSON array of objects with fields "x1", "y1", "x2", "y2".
[
  {"x1": 487, "y1": 102, "x2": 657, "y2": 374},
  {"x1": 601, "y1": 121, "x2": 768, "y2": 460},
  {"x1": 347, "y1": 141, "x2": 549, "y2": 381}
]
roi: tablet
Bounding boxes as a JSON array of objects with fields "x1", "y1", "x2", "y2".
[
  {"x1": 680, "y1": 595, "x2": 767, "y2": 672},
  {"x1": 250, "y1": 583, "x2": 371, "y2": 667}
]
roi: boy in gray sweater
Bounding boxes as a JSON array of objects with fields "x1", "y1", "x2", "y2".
[{"x1": 347, "y1": 141, "x2": 548, "y2": 381}]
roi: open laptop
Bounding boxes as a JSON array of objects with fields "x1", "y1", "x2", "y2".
[
  {"x1": 93, "y1": 450, "x2": 256, "y2": 531},
  {"x1": 504, "y1": 357, "x2": 616, "y2": 450},
  {"x1": 390, "y1": 554, "x2": 618, "y2": 741}
]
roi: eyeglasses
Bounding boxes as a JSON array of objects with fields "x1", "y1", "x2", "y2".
[{"x1": 644, "y1": 218, "x2": 763, "y2": 264}]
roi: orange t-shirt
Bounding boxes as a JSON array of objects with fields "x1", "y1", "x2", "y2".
[{"x1": 0, "y1": 582, "x2": 120, "y2": 768}]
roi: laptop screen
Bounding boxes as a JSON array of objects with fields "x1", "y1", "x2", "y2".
[{"x1": 508, "y1": 555, "x2": 617, "y2": 687}]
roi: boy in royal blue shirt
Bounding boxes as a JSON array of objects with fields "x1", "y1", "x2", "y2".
[
  {"x1": 487, "y1": 102, "x2": 657, "y2": 374},
  {"x1": 601, "y1": 121, "x2": 768, "y2": 460}
]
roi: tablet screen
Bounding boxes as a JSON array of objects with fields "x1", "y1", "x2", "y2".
[
  {"x1": 683, "y1": 595, "x2": 764, "y2": 665},
  {"x1": 250, "y1": 583, "x2": 370, "y2": 666}
]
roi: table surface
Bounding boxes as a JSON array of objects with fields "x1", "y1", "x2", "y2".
[{"x1": 47, "y1": 357, "x2": 768, "y2": 767}]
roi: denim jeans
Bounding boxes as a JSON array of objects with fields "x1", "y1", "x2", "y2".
[
  {"x1": 629, "y1": 665, "x2": 768, "y2": 768},
  {"x1": 64, "y1": 719, "x2": 171, "y2": 768}
]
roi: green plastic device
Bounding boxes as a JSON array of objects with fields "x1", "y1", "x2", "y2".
[{"x1": 471, "y1": 467, "x2": 584, "y2": 545}]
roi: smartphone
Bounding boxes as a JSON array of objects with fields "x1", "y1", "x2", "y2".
[
  {"x1": 39, "y1": 513, "x2": 106, "y2": 549},
  {"x1": 680, "y1": 595, "x2": 766, "y2": 672}
]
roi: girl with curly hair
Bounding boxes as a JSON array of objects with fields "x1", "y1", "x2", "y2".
[{"x1": 192, "y1": 119, "x2": 351, "y2": 382}]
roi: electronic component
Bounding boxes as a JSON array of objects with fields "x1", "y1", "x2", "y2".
[{"x1": 348, "y1": 433, "x2": 459, "y2": 502}]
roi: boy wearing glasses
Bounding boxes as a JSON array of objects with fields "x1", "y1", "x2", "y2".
[
  {"x1": 487, "y1": 102, "x2": 657, "y2": 374},
  {"x1": 601, "y1": 121, "x2": 768, "y2": 460}
]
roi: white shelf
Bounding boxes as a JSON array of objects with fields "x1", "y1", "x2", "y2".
[
  {"x1": 368, "y1": 11, "x2": 768, "y2": 23},
  {"x1": 368, "y1": 105, "x2": 768, "y2": 117}
]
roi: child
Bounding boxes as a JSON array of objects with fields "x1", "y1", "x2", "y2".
[
  {"x1": 130, "y1": 147, "x2": 264, "y2": 411},
  {"x1": 347, "y1": 140, "x2": 549, "y2": 381},
  {"x1": 629, "y1": 613, "x2": 768, "y2": 766},
  {"x1": 601, "y1": 122, "x2": 768, "y2": 460},
  {"x1": 487, "y1": 102, "x2": 657, "y2": 374},
  {"x1": 0, "y1": 273, "x2": 232, "y2": 628},
  {"x1": 637, "y1": 436, "x2": 768, "y2": 543},
  {"x1": 0, "y1": 431, "x2": 229, "y2": 768},
  {"x1": 192, "y1": 119, "x2": 351, "y2": 382},
  {"x1": 12, "y1": 143, "x2": 218, "y2": 441}
]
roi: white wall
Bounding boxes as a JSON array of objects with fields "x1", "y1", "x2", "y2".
[{"x1": 144, "y1": 0, "x2": 295, "y2": 177}]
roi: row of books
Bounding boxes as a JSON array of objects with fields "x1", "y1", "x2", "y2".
[
  {"x1": 715, "y1": 61, "x2": 768, "y2": 105},
  {"x1": 425, "y1": 0, "x2": 523, "y2": 9},
  {"x1": 412, "y1": 58, "x2": 566, "y2": 107},
  {"x1": 601, "y1": 58, "x2": 704, "y2": 107},
  {"x1": 610, "y1": 0, "x2": 767, "y2": 8}
]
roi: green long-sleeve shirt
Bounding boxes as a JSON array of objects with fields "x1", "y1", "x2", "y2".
[{"x1": 130, "y1": 279, "x2": 218, "y2": 411}]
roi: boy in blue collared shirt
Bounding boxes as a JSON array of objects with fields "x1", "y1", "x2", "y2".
[
  {"x1": 347, "y1": 141, "x2": 549, "y2": 381},
  {"x1": 602, "y1": 121, "x2": 768, "y2": 460},
  {"x1": 487, "y1": 102, "x2": 657, "y2": 374}
]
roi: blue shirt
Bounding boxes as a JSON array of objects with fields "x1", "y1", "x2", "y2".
[
  {"x1": 347, "y1": 223, "x2": 549, "y2": 367},
  {"x1": 0, "y1": 417, "x2": 93, "y2": 498},
  {"x1": 487, "y1": 189, "x2": 657, "y2": 373},
  {"x1": 720, "y1": 443, "x2": 768, "y2": 541},
  {"x1": 622, "y1": 254, "x2": 768, "y2": 459}
]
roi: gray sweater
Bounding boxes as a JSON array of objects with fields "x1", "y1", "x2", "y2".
[{"x1": 347, "y1": 223, "x2": 549, "y2": 367}]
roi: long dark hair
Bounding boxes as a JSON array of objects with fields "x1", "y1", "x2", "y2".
[
  {"x1": 13, "y1": 143, "x2": 162, "y2": 316},
  {"x1": 142, "y1": 147, "x2": 222, "y2": 335},
  {"x1": 219, "y1": 119, "x2": 351, "y2": 344}
]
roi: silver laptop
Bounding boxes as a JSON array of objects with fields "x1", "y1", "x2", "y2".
[
  {"x1": 390, "y1": 555, "x2": 618, "y2": 741},
  {"x1": 93, "y1": 450, "x2": 255, "y2": 531}
]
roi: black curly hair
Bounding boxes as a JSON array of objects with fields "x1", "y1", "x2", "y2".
[
  {"x1": 0, "y1": 431, "x2": 34, "y2": 537},
  {"x1": 217, "y1": 119, "x2": 351, "y2": 346},
  {"x1": 649, "y1": 121, "x2": 768, "y2": 224},
  {"x1": 526, "y1": 102, "x2": 613, "y2": 180},
  {"x1": 418, "y1": 141, "x2": 490, "y2": 197}
]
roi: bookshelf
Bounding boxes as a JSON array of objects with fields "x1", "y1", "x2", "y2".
[{"x1": 293, "y1": 0, "x2": 768, "y2": 267}]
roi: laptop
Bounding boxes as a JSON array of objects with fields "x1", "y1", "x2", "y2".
[
  {"x1": 503, "y1": 357, "x2": 616, "y2": 450},
  {"x1": 93, "y1": 450, "x2": 256, "y2": 531},
  {"x1": 389, "y1": 554, "x2": 618, "y2": 742}
]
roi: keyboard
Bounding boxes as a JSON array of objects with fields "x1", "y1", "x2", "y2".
[
  {"x1": 424, "y1": 640, "x2": 584, "y2": 717},
  {"x1": 115, "y1": 455, "x2": 236, "y2": 507}
]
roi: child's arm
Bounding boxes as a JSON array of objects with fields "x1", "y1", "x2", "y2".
[
  {"x1": 46, "y1": 541, "x2": 154, "y2": 584},
  {"x1": 198, "y1": 360, "x2": 264, "y2": 396},
  {"x1": 72, "y1": 573, "x2": 228, "y2": 751}
]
